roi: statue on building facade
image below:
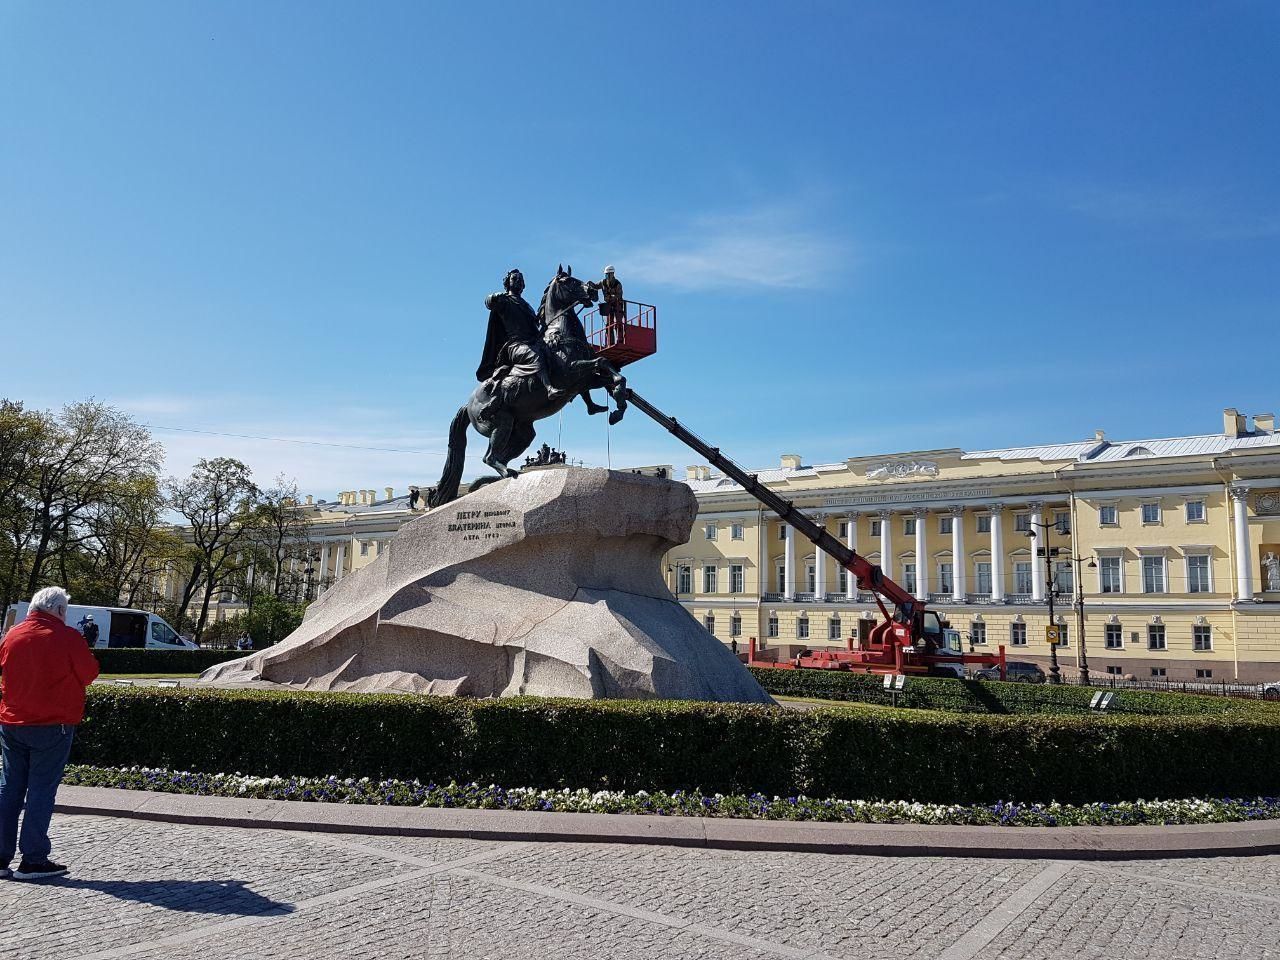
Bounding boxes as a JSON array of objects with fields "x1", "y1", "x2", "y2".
[
  {"x1": 1264, "y1": 551, "x2": 1280, "y2": 592},
  {"x1": 428, "y1": 266, "x2": 630, "y2": 507}
]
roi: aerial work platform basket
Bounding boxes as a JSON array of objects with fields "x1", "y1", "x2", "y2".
[{"x1": 582, "y1": 300, "x2": 657, "y2": 367}]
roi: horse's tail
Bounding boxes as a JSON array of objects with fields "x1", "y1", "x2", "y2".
[{"x1": 428, "y1": 406, "x2": 470, "y2": 508}]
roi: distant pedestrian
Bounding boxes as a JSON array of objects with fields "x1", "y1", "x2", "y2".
[
  {"x1": 236, "y1": 634, "x2": 253, "y2": 652},
  {"x1": 0, "y1": 586, "x2": 100, "y2": 881},
  {"x1": 81, "y1": 616, "x2": 99, "y2": 647}
]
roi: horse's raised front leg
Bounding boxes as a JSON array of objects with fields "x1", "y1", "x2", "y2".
[{"x1": 579, "y1": 390, "x2": 609, "y2": 415}]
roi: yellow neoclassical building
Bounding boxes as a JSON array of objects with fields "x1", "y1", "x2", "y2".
[{"x1": 190, "y1": 407, "x2": 1280, "y2": 682}]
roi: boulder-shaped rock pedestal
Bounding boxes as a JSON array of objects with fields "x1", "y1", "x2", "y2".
[{"x1": 200, "y1": 467, "x2": 771, "y2": 703}]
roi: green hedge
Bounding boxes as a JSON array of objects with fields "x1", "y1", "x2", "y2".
[
  {"x1": 92, "y1": 649, "x2": 244, "y2": 675},
  {"x1": 73, "y1": 686, "x2": 1280, "y2": 803},
  {"x1": 749, "y1": 667, "x2": 1267, "y2": 716}
]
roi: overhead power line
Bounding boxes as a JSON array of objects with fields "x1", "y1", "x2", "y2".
[{"x1": 142, "y1": 423, "x2": 448, "y2": 458}]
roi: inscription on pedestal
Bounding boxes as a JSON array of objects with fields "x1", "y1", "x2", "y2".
[{"x1": 444, "y1": 508, "x2": 522, "y2": 541}]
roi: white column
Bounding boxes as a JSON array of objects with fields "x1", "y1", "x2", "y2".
[
  {"x1": 1029, "y1": 501, "x2": 1045, "y2": 601},
  {"x1": 783, "y1": 524, "x2": 796, "y2": 600},
  {"x1": 1232, "y1": 486, "x2": 1253, "y2": 600},
  {"x1": 879, "y1": 509, "x2": 892, "y2": 581},
  {"x1": 318, "y1": 543, "x2": 330, "y2": 588},
  {"x1": 813, "y1": 514, "x2": 826, "y2": 600},
  {"x1": 950, "y1": 506, "x2": 966, "y2": 601},
  {"x1": 231, "y1": 553, "x2": 242, "y2": 603},
  {"x1": 844, "y1": 514, "x2": 858, "y2": 599},
  {"x1": 334, "y1": 542, "x2": 346, "y2": 581},
  {"x1": 913, "y1": 508, "x2": 928, "y2": 600},
  {"x1": 990, "y1": 504, "x2": 1005, "y2": 602}
]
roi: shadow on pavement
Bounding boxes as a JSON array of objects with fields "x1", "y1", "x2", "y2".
[{"x1": 47, "y1": 877, "x2": 295, "y2": 916}]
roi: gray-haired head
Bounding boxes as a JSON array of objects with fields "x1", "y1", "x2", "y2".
[{"x1": 29, "y1": 586, "x2": 70, "y2": 622}]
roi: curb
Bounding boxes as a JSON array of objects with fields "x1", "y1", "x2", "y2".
[{"x1": 53, "y1": 786, "x2": 1280, "y2": 859}]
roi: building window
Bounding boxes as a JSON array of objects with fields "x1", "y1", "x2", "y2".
[
  {"x1": 797, "y1": 616, "x2": 810, "y2": 640},
  {"x1": 1053, "y1": 561, "x2": 1073, "y2": 598},
  {"x1": 1106, "y1": 665, "x2": 1123, "y2": 676},
  {"x1": 729, "y1": 563, "x2": 744, "y2": 594},
  {"x1": 1056, "y1": 624, "x2": 1069, "y2": 648},
  {"x1": 1148, "y1": 624, "x2": 1167, "y2": 650},
  {"x1": 779, "y1": 524, "x2": 787, "y2": 540},
  {"x1": 938, "y1": 562, "x2": 954, "y2": 593},
  {"x1": 704, "y1": 523, "x2": 718, "y2": 540},
  {"x1": 1151, "y1": 667, "x2": 1167, "y2": 678},
  {"x1": 903, "y1": 562, "x2": 917, "y2": 595},
  {"x1": 1105, "y1": 624, "x2": 1123, "y2": 649},
  {"x1": 838, "y1": 520, "x2": 849, "y2": 538},
  {"x1": 730, "y1": 614, "x2": 742, "y2": 637},
  {"x1": 904, "y1": 517, "x2": 916, "y2": 535},
  {"x1": 1054, "y1": 511, "x2": 1071, "y2": 534},
  {"x1": 677, "y1": 565, "x2": 692, "y2": 594},
  {"x1": 1194, "y1": 668, "x2": 1212, "y2": 679},
  {"x1": 776, "y1": 565, "x2": 787, "y2": 593},
  {"x1": 1010, "y1": 622, "x2": 1027, "y2": 646},
  {"x1": 767, "y1": 614, "x2": 779, "y2": 638},
  {"x1": 939, "y1": 516, "x2": 953, "y2": 535},
  {"x1": 976, "y1": 514, "x2": 991, "y2": 534},
  {"x1": 1142, "y1": 555, "x2": 1166, "y2": 594},
  {"x1": 1141, "y1": 502, "x2": 1161, "y2": 525},
  {"x1": 1015, "y1": 513, "x2": 1031, "y2": 533},
  {"x1": 731, "y1": 522, "x2": 744, "y2": 540},
  {"x1": 828, "y1": 617, "x2": 842, "y2": 640},
  {"x1": 704, "y1": 614, "x2": 715, "y2": 634},
  {"x1": 805, "y1": 562, "x2": 816, "y2": 594},
  {"x1": 975, "y1": 562, "x2": 992, "y2": 595},
  {"x1": 1099, "y1": 556, "x2": 1122, "y2": 593},
  {"x1": 1014, "y1": 561, "x2": 1033, "y2": 594},
  {"x1": 971, "y1": 621, "x2": 987, "y2": 645},
  {"x1": 836, "y1": 567, "x2": 848, "y2": 593},
  {"x1": 1187, "y1": 554, "x2": 1211, "y2": 593},
  {"x1": 703, "y1": 565, "x2": 718, "y2": 593},
  {"x1": 1193, "y1": 625, "x2": 1213, "y2": 651},
  {"x1": 1185, "y1": 500, "x2": 1206, "y2": 523},
  {"x1": 1099, "y1": 504, "x2": 1118, "y2": 526},
  {"x1": 359, "y1": 540, "x2": 369, "y2": 557},
  {"x1": 870, "y1": 518, "x2": 882, "y2": 536}
]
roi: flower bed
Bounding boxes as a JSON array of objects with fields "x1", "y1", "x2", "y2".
[{"x1": 62, "y1": 764, "x2": 1280, "y2": 827}]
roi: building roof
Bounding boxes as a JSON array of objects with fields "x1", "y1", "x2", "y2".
[{"x1": 680, "y1": 426, "x2": 1280, "y2": 494}]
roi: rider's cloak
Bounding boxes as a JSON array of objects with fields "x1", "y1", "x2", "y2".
[{"x1": 476, "y1": 292, "x2": 543, "y2": 381}]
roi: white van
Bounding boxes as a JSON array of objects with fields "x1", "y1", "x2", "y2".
[{"x1": 1, "y1": 604, "x2": 195, "y2": 650}]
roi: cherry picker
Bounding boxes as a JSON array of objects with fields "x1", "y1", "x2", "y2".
[{"x1": 624, "y1": 389, "x2": 1007, "y2": 679}]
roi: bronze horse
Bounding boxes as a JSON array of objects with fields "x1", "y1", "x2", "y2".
[{"x1": 428, "y1": 267, "x2": 628, "y2": 507}]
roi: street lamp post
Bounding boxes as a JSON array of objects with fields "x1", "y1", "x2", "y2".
[
  {"x1": 1026, "y1": 521, "x2": 1063, "y2": 684},
  {"x1": 1069, "y1": 553, "x2": 1098, "y2": 687}
]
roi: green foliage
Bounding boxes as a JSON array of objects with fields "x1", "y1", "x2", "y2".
[
  {"x1": 73, "y1": 686, "x2": 1280, "y2": 804},
  {"x1": 91, "y1": 649, "x2": 244, "y2": 675},
  {"x1": 750, "y1": 667, "x2": 1268, "y2": 716}
]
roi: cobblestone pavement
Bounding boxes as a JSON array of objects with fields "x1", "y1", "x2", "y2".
[{"x1": 2, "y1": 815, "x2": 1279, "y2": 960}]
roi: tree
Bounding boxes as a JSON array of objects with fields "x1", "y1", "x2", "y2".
[
  {"x1": 0, "y1": 400, "x2": 50, "y2": 612},
  {"x1": 248, "y1": 475, "x2": 312, "y2": 600},
  {"x1": 168, "y1": 457, "x2": 259, "y2": 641},
  {"x1": 80, "y1": 473, "x2": 185, "y2": 609},
  {"x1": 21, "y1": 401, "x2": 161, "y2": 597}
]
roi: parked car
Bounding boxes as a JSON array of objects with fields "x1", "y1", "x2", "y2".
[
  {"x1": 1263, "y1": 681, "x2": 1280, "y2": 701},
  {"x1": 2, "y1": 603, "x2": 194, "y2": 649},
  {"x1": 974, "y1": 660, "x2": 1047, "y2": 684}
]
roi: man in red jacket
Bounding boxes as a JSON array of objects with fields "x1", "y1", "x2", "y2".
[{"x1": 0, "y1": 586, "x2": 99, "y2": 881}]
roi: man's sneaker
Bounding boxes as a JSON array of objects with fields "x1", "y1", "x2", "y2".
[
  {"x1": 14, "y1": 860, "x2": 68, "y2": 881},
  {"x1": 0, "y1": 862, "x2": 11, "y2": 880}
]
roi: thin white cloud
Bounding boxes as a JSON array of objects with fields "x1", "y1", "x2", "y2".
[
  {"x1": 589, "y1": 205, "x2": 851, "y2": 293},
  {"x1": 1064, "y1": 185, "x2": 1280, "y2": 240}
]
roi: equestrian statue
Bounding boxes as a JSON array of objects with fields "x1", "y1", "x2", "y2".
[{"x1": 427, "y1": 265, "x2": 629, "y2": 507}]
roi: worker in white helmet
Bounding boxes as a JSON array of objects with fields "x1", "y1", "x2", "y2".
[{"x1": 590, "y1": 265, "x2": 625, "y2": 346}]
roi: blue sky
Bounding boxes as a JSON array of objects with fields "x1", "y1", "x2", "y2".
[{"x1": 2, "y1": 2, "x2": 1277, "y2": 499}]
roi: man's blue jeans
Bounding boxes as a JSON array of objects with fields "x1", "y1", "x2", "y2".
[{"x1": 0, "y1": 724, "x2": 75, "y2": 865}]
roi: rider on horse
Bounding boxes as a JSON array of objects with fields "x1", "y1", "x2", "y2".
[{"x1": 477, "y1": 268, "x2": 553, "y2": 420}]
